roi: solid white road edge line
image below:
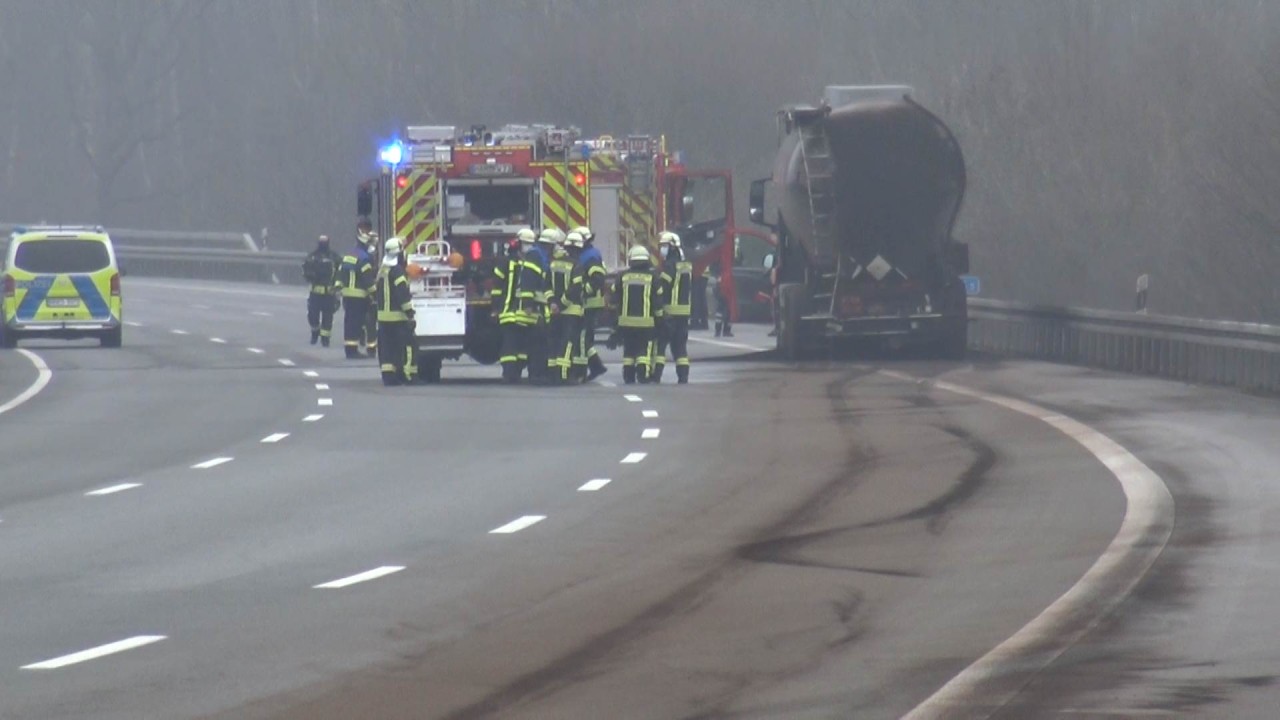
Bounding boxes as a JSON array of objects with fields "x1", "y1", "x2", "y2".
[
  {"x1": 689, "y1": 336, "x2": 769, "y2": 352},
  {"x1": 302, "y1": 414, "x2": 324, "y2": 422},
  {"x1": 0, "y1": 350, "x2": 52, "y2": 417},
  {"x1": 261, "y1": 433, "x2": 289, "y2": 443},
  {"x1": 641, "y1": 428, "x2": 660, "y2": 439},
  {"x1": 191, "y1": 457, "x2": 233, "y2": 470},
  {"x1": 624, "y1": 394, "x2": 642, "y2": 402},
  {"x1": 621, "y1": 452, "x2": 647, "y2": 464},
  {"x1": 578, "y1": 479, "x2": 612, "y2": 492},
  {"x1": 86, "y1": 483, "x2": 142, "y2": 496},
  {"x1": 642, "y1": 409, "x2": 659, "y2": 418},
  {"x1": 22, "y1": 635, "x2": 166, "y2": 670},
  {"x1": 317, "y1": 398, "x2": 333, "y2": 406},
  {"x1": 886, "y1": 370, "x2": 1175, "y2": 720},
  {"x1": 314, "y1": 566, "x2": 405, "y2": 589},
  {"x1": 489, "y1": 515, "x2": 546, "y2": 534}
]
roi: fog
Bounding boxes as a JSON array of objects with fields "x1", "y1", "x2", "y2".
[{"x1": 2, "y1": 1, "x2": 1277, "y2": 321}]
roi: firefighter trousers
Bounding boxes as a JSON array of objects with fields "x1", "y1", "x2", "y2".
[
  {"x1": 365, "y1": 302, "x2": 379, "y2": 354},
  {"x1": 583, "y1": 308, "x2": 607, "y2": 377},
  {"x1": 500, "y1": 321, "x2": 531, "y2": 383},
  {"x1": 527, "y1": 319, "x2": 552, "y2": 384},
  {"x1": 554, "y1": 314, "x2": 584, "y2": 383},
  {"x1": 619, "y1": 327, "x2": 655, "y2": 385},
  {"x1": 307, "y1": 292, "x2": 335, "y2": 342},
  {"x1": 342, "y1": 296, "x2": 370, "y2": 356},
  {"x1": 378, "y1": 320, "x2": 417, "y2": 386},
  {"x1": 655, "y1": 316, "x2": 690, "y2": 382}
]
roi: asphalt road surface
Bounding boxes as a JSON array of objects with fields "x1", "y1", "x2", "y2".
[{"x1": 0, "y1": 278, "x2": 1277, "y2": 719}]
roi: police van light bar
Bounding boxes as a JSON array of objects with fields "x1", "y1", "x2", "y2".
[{"x1": 378, "y1": 141, "x2": 405, "y2": 166}]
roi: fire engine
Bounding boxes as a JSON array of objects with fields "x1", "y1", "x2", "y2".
[{"x1": 358, "y1": 123, "x2": 740, "y2": 381}]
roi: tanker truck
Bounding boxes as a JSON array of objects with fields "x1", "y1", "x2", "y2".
[{"x1": 749, "y1": 85, "x2": 969, "y2": 359}]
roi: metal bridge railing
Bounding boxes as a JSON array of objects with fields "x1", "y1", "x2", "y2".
[{"x1": 969, "y1": 298, "x2": 1280, "y2": 393}]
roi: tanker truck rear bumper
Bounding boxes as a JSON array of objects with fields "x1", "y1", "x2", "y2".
[
  {"x1": 814, "y1": 312, "x2": 949, "y2": 338},
  {"x1": 793, "y1": 311, "x2": 966, "y2": 358}
]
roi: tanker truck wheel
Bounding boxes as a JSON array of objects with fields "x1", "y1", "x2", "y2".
[{"x1": 778, "y1": 283, "x2": 808, "y2": 361}]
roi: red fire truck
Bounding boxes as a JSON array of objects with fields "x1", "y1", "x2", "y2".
[{"x1": 358, "y1": 123, "x2": 739, "y2": 379}]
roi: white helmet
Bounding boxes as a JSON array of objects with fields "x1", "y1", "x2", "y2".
[
  {"x1": 565, "y1": 231, "x2": 585, "y2": 248},
  {"x1": 516, "y1": 228, "x2": 537, "y2": 244},
  {"x1": 658, "y1": 231, "x2": 681, "y2": 248},
  {"x1": 383, "y1": 237, "x2": 403, "y2": 256},
  {"x1": 537, "y1": 228, "x2": 561, "y2": 246},
  {"x1": 627, "y1": 245, "x2": 651, "y2": 265},
  {"x1": 572, "y1": 225, "x2": 594, "y2": 243}
]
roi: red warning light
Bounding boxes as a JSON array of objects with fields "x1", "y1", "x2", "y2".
[
  {"x1": 469, "y1": 239, "x2": 482, "y2": 261},
  {"x1": 396, "y1": 173, "x2": 410, "y2": 189},
  {"x1": 573, "y1": 172, "x2": 586, "y2": 186}
]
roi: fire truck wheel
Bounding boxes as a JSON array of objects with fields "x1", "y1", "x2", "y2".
[{"x1": 421, "y1": 356, "x2": 443, "y2": 384}]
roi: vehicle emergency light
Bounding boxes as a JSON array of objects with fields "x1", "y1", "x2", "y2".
[
  {"x1": 573, "y1": 172, "x2": 586, "y2": 186},
  {"x1": 469, "y1": 239, "x2": 482, "y2": 261},
  {"x1": 378, "y1": 141, "x2": 405, "y2": 166},
  {"x1": 396, "y1": 173, "x2": 410, "y2": 189}
]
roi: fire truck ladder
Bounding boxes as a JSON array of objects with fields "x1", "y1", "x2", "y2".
[{"x1": 798, "y1": 121, "x2": 840, "y2": 314}]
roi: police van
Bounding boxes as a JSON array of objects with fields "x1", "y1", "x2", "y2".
[{"x1": 1, "y1": 226, "x2": 124, "y2": 348}]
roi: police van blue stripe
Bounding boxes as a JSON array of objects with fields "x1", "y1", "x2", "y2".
[
  {"x1": 15, "y1": 277, "x2": 53, "y2": 321},
  {"x1": 70, "y1": 276, "x2": 110, "y2": 319}
]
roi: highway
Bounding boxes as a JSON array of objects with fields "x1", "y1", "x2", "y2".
[{"x1": 0, "y1": 278, "x2": 1277, "y2": 719}]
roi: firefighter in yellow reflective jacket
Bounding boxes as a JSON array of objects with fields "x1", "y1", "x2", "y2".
[
  {"x1": 654, "y1": 231, "x2": 693, "y2": 384},
  {"x1": 555, "y1": 231, "x2": 588, "y2": 384},
  {"x1": 547, "y1": 233, "x2": 578, "y2": 384},
  {"x1": 495, "y1": 229, "x2": 539, "y2": 383},
  {"x1": 340, "y1": 231, "x2": 377, "y2": 359},
  {"x1": 375, "y1": 237, "x2": 417, "y2": 386},
  {"x1": 611, "y1": 245, "x2": 663, "y2": 385},
  {"x1": 574, "y1": 226, "x2": 609, "y2": 380}
]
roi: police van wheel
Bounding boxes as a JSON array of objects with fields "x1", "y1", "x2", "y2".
[{"x1": 100, "y1": 327, "x2": 123, "y2": 348}]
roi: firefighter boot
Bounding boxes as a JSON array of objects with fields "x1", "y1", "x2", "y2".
[
  {"x1": 310, "y1": 330, "x2": 320, "y2": 345},
  {"x1": 587, "y1": 354, "x2": 608, "y2": 381},
  {"x1": 622, "y1": 364, "x2": 636, "y2": 385},
  {"x1": 677, "y1": 364, "x2": 689, "y2": 384}
]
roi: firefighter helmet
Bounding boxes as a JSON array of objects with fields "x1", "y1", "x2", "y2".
[
  {"x1": 384, "y1": 237, "x2": 403, "y2": 256},
  {"x1": 627, "y1": 245, "x2": 651, "y2": 265},
  {"x1": 537, "y1": 228, "x2": 561, "y2": 246},
  {"x1": 658, "y1": 231, "x2": 681, "y2": 248},
  {"x1": 565, "y1": 231, "x2": 585, "y2": 248},
  {"x1": 516, "y1": 228, "x2": 537, "y2": 244},
  {"x1": 572, "y1": 226, "x2": 594, "y2": 244}
]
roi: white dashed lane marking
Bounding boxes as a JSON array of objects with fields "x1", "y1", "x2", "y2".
[
  {"x1": 251, "y1": 311, "x2": 273, "y2": 317},
  {"x1": 489, "y1": 516, "x2": 546, "y2": 534},
  {"x1": 313, "y1": 566, "x2": 405, "y2": 589},
  {"x1": 642, "y1": 410, "x2": 659, "y2": 418},
  {"x1": 85, "y1": 483, "x2": 142, "y2": 496},
  {"x1": 260, "y1": 433, "x2": 289, "y2": 444},
  {"x1": 170, "y1": 329, "x2": 189, "y2": 335},
  {"x1": 303, "y1": 414, "x2": 324, "y2": 422},
  {"x1": 642, "y1": 428, "x2": 660, "y2": 439},
  {"x1": 318, "y1": 398, "x2": 333, "y2": 407},
  {"x1": 578, "y1": 479, "x2": 611, "y2": 492},
  {"x1": 303, "y1": 370, "x2": 319, "y2": 378},
  {"x1": 124, "y1": 321, "x2": 143, "y2": 328},
  {"x1": 277, "y1": 358, "x2": 295, "y2": 367},
  {"x1": 247, "y1": 348, "x2": 264, "y2": 354},
  {"x1": 191, "y1": 457, "x2": 233, "y2": 470},
  {"x1": 315, "y1": 383, "x2": 330, "y2": 391},
  {"x1": 624, "y1": 395, "x2": 642, "y2": 403},
  {"x1": 621, "y1": 452, "x2": 647, "y2": 464},
  {"x1": 209, "y1": 337, "x2": 227, "y2": 344},
  {"x1": 22, "y1": 636, "x2": 166, "y2": 670}
]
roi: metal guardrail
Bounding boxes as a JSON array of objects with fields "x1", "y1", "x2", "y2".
[
  {"x1": 969, "y1": 298, "x2": 1280, "y2": 393},
  {"x1": 113, "y1": 246, "x2": 305, "y2": 285}
]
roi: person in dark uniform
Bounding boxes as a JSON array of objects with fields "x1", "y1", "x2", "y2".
[{"x1": 303, "y1": 235, "x2": 340, "y2": 346}]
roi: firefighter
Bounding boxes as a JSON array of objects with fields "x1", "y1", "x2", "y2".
[
  {"x1": 526, "y1": 229, "x2": 559, "y2": 384},
  {"x1": 573, "y1": 225, "x2": 608, "y2": 380},
  {"x1": 303, "y1": 235, "x2": 341, "y2": 346},
  {"x1": 557, "y1": 231, "x2": 588, "y2": 383},
  {"x1": 612, "y1": 245, "x2": 663, "y2": 385},
  {"x1": 495, "y1": 229, "x2": 537, "y2": 383},
  {"x1": 375, "y1": 237, "x2": 417, "y2": 386},
  {"x1": 362, "y1": 230, "x2": 380, "y2": 357},
  {"x1": 339, "y1": 230, "x2": 377, "y2": 359},
  {"x1": 655, "y1": 231, "x2": 693, "y2": 384},
  {"x1": 547, "y1": 232, "x2": 577, "y2": 383}
]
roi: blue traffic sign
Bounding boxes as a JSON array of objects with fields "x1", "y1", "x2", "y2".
[{"x1": 961, "y1": 275, "x2": 981, "y2": 296}]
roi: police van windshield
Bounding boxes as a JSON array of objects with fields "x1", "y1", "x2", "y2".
[
  {"x1": 447, "y1": 185, "x2": 534, "y2": 228},
  {"x1": 13, "y1": 239, "x2": 111, "y2": 274}
]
